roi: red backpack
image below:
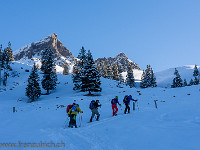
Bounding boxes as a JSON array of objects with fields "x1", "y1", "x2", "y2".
[{"x1": 66, "y1": 105, "x2": 73, "y2": 113}]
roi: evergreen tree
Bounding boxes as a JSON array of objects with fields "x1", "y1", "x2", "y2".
[
  {"x1": 26, "y1": 63, "x2": 41, "y2": 102},
  {"x1": 72, "y1": 60, "x2": 82, "y2": 90},
  {"x1": 140, "y1": 65, "x2": 157, "y2": 88},
  {"x1": 193, "y1": 64, "x2": 199, "y2": 77},
  {"x1": 193, "y1": 64, "x2": 199, "y2": 85},
  {"x1": 183, "y1": 79, "x2": 188, "y2": 86},
  {"x1": 1, "y1": 48, "x2": 10, "y2": 86},
  {"x1": 77, "y1": 46, "x2": 87, "y2": 67},
  {"x1": 189, "y1": 79, "x2": 194, "y2": 86},
  {"x1": 126, "y1": 63, "x2": 135, "y2": 88},
  {"x1": 41, "y1": 48, "x2": 57, "y2": 94},
  {"x1": 2, "y1": 48, "x2": 10, "y2": 70},
  {"x1": 72, "y1": 46, "x2": 88, "y2": 91},
  {"x1": 150, "y1": 68, "x2": 157, "y2": 87},
  {"x1": 81, "y1": 50, "x2": 101, "y2": 94},
  {"x1": 0, "y1": 45, "x2": 2, "y2": 86},
  {"x1": 6, "y1": 42, "x2": 14, "y2": 61},
  {"x1": 171, "y1": 68, "x2": 183, "y2": 88},
  {"x1": 194, "y1": 76, "x2": 199, "y2": 85}
]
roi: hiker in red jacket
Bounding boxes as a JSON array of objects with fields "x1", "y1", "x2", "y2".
[{"x1": 111, "y1": 96, "x2": 121, "y2": 116}]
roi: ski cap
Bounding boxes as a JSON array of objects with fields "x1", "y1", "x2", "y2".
[
  {"x1": 73, "y1": 100, "x2": 77, "y2": 105},
  {"x1": 115, "y1": 96, "x2": 118, "y2": 99}
]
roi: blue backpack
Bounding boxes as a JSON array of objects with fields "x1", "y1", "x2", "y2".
[
  {"x1": 71, "y1": 105, "x2": 78, "y2": 112},
  {"x1": 89, "y1": 100, "x2": 95, "y2": 109}
]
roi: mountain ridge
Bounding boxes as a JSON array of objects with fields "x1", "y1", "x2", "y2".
[{"x1": 13, "y1": 33, "x2": 141, "y2": 74}]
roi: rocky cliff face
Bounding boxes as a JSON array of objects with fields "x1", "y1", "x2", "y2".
[
  {"x1": 14, "y1": 33, "x2": 75, "y2": 73},
  {"x1": 14, "y1": 33, "x2": 74, "y2": 63}
]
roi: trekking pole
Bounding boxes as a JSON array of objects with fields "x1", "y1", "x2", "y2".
[
  {"x1": 136, "y1": 100, "x2": 139, "y2": 111},
  {"x1": 79, "y1": 114, "x2": 83, "y2": 127},
  {"x1": 64, "y1": 114, "x2": 69, "y2": 129},
  {"x1": 80, "y1": 115, "x2": 82, "y2": 127}
]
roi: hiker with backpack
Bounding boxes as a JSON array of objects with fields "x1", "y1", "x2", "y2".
[
  {"x1": 68, "y1": 102, "x2": 83, "y2": 128},
  {"x1": 66, "y1": 104, "x2": 73, "y2": 117},
  {"x1": 111, "y1": 96, "x2": 121, "y2": 116},
  {"x1": 123, "y1": 95, "x2": 137, "y2": 114},
  {"x1": 89, "y1": 100, "x2": 101, "y2": 122}
]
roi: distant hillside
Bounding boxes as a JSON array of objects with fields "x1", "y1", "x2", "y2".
[{"x1": 156, "y1": 65, "x2": 200, "y2": 87}]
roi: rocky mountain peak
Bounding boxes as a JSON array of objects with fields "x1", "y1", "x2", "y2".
[
  {"x1": 14, "y1": 33, "x2": 74, "y2": 62},
  {"x1": 95, "y1": 52, "x2": 141, "y2": 71}
]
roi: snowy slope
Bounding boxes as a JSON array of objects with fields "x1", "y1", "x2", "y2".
[
  {"x1": 0, "y1": 63, "x2": 200, "y2": 150},
  {"x1": 156, "y1": 65, "x2": 200, "y2": 87}
]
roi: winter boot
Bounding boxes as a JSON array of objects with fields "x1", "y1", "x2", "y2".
[
  {"x1": 90, "y1": 117, "x2": 92, "y2": 122},
  {"x1": 96, "y1": 115, "x2": 100, "y2": 121}
]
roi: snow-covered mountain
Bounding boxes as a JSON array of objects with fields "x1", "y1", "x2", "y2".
[
  {"x1": 14, "y1": 33, "x2": 75, "y2": 73},
  {"x1": 156, "y1": 65, "x2": 200, "y2": 87}
]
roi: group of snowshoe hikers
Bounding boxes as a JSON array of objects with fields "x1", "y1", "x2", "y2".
[{"x1": 66, "y1": 95, "x2": 137, "y2": 128}]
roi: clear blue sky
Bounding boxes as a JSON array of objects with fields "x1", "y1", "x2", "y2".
[{"x1": 1, "y1": 0, "x2": 200, "y2": 72}]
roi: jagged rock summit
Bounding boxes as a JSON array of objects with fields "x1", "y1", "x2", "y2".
[
  {"x1": 14, "y1": 33, "x2": 75, "y2": 73},
  {"x1": 14, "y1": 33, "x2": 74, "y2": 63}
]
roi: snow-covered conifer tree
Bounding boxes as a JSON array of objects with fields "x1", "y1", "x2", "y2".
[
  {"x1": 26, "y1": 63, "x2": 41, "y2": 102},
  {"x1": 41, "y1": 48, "x2": 57, "y2": 94},
  {"x1": 140, "y1": 65, "x2": 157, "y2": 88},
  {"x1": 126, "y1": 63, "x2": 135, "y2": 88},
  {"x1": 6, "y1": 42, "x2": 14, "y2": 61},
  {"x1": 72, "y1": 46, "x2": 89, "y2": 91},
  {"x1": 194, "y1": 76, "x2": 199, "y2": 85},
  {"x1": 193, "y1": 65, "x2": 199, "y2": 85},
  {"x1": 183, "y1": 79, "x2": 188, "y2": 86},
  {"x1": 189, "y1": 79, "x2": 194, "y2": 86},
  {"x1": 171, "y1": 68, "x2": 183, "y2": 88},
  {"x1": 81, "y1": 50, "x2": 101, "y2": 94},
  {"x1": 193, "y1": 64, "x2": 199, "y2": 77},
  {"x1": 0, "y1": 45, "x2": 2, "y2": 86},
  {"x1": 72, "y1": 60, "x2": 82, "y2": 90},
  {"x1": 78, "y1": 46, "x2": 87, "y2": 67}
]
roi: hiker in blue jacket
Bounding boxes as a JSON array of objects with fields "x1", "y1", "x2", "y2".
[{"x1": 123, "y1": 95, "x2": 137, "y2": 114}]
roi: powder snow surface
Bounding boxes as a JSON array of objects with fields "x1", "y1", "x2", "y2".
[{"x1": 0, "y1": 62, "x2": 200, "y2": 150}]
